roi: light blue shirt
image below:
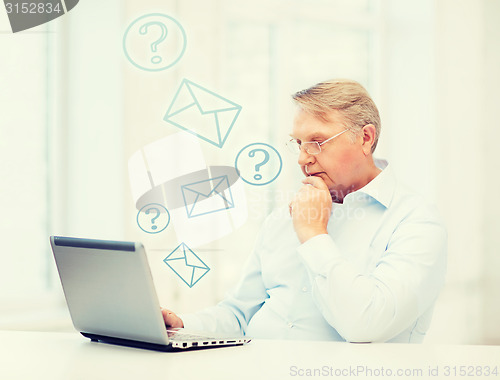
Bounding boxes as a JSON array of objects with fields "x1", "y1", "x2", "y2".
[{"x1": 181, "y1": 165, "x2": 447, "y2": 343}]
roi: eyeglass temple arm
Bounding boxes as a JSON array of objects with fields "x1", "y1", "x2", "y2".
[{"x1": 319, "y1": 129, "x2": 349, "y2": 146}]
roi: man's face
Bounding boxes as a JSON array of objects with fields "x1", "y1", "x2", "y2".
[{"x1": 291, "y1": 109, "x2": 366, "y2": 201}]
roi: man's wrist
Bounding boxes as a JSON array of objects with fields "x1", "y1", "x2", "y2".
[{"x1": 297, "y1": 227, "x2": 328, "y2": 244}]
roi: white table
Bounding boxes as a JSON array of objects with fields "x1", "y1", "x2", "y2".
[{"x1": 0, "y1": 330, "x2": 498, "y2": 379}]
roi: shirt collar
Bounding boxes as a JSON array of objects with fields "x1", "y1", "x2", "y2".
[{"x1": 343, "y1": 162, "x2": 396, "y2": 208}]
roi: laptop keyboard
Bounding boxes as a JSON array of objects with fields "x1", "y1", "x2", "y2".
[{"x1": 167, "y1": 330, "x2": 212, "y2": 342}]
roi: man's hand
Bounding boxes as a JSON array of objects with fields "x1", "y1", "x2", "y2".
[
  {"x1": 161, "y1": 308, "x2": 184, "y2": 328},
  {"x1": 290, "y1": 176, "x2": 332, "y2": 244}
]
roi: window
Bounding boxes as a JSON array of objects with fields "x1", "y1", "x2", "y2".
[{"x1": 0, "y1": 16, "x2": 53, "y2": 304}]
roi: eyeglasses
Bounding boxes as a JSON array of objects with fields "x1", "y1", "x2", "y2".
[{"x1": 286, "y1": 129, "x2": 349, "y2": 155}]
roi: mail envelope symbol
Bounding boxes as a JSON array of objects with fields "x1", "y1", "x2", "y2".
[
  {"x1": 181, "y1": 175, "x2": 235, "y2": 218},
  {"x1": 163, "y1": 79, "x2": 242, "y2": 148},
  {"x1": 163, "y1": 243, "x2": 210, "y2": 288}
]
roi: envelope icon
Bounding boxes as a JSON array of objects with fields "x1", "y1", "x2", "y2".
[
  {"x1": 163, "y1": 79, "x2": 242, "y2": 148},
  {"x1": 181, "y1": 175, "x2": 235, "y2": 218},
  {"x1": 163, "y1": 243, "x2": 210, "y2": 288}
]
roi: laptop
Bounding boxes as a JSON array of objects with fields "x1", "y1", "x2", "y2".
[{"x1": 49, "y1": 236, "x2": 251, "y2": 351}]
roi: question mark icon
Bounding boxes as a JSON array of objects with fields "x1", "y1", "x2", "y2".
[
  {"x1": 248, "y1": 149, "x2": 270, "y2": 181},
  {"x1": 235, "y1": 143, "x2": 283, "y2": 186},
  {"x1": 145, "y1": 207, "x2": 160, "y2": 230},
  {"x1": 123, "y1": 13, "x2": 187, "y2": 72},
  {"x1": 137, "y1": 203, "x2": 170, "y2": 234},
  {"x1": 139, "y1": 22, "x2": 168, "y2": 65}
]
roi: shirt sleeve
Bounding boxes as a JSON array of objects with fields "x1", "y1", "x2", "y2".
[
  {"x1": 297, "y1": 205, "x2": 447, "y2": 343},
  {"x1": 179, "y1": 225, "x2": 269, "y2": 336}
]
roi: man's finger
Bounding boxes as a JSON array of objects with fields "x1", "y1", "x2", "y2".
[{"x1": 302, "y1": 175, "x2": 329, "y2": 190}]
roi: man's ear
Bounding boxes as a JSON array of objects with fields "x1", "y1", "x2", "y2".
[{"x1": 361, "y1": 124, "x2": 376, "y2": 156}]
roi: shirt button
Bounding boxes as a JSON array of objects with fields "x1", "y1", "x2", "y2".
[
  {"x1": 302, "y1": 287, "x2": 308, "y2": 292},
  {"x1": 287, "y1": 322, "x2": 294, "y2": 328}
]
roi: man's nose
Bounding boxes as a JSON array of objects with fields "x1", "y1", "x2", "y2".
[{"x1": 297, "y1": 147, "x2": 315, "y2": 167}]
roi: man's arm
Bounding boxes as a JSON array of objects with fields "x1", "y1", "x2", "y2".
[
  {"x1": 298, "y1": 214, "x2": 446, "y2": 342},
  {"x1": 290, "y1": 176, "x2": 447, "y2": 342},
  {"x1": 162, "y1": 224, "x2": 270, "y2": 335}
]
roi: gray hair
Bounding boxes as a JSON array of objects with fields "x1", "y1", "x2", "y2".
[{"x1": 292, "y1": 79, "x2": 381, "y2": 153}]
